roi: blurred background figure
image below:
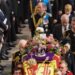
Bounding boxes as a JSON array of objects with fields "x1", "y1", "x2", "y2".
[
  {"x1": 0, "y1": 0, "x2": 17, "y2": 48},
  {"x1": 54, "y1": 69, "x2": 62, "y2": 75},
  {"x1": 60, "y1": 60, "x2": 73, "y2": 75},
  {"x1": 52, "y1": 14, "x2": 70, "y2": 41},
  {"x1": 13, "y1": 67, "x2": 24, "y2": 75},
  {"x1": 61, "y1": 41, "x2": 75, "y2": 75},
  {"x1": 64, "y1": 4, "x2": 74, "y2": 23},
  {"x1": 65, "y1": 16, "x2": 75, "y2": 54},
  {"x1": 52, "y1": 0, "x2": 75, "y2": 24}
]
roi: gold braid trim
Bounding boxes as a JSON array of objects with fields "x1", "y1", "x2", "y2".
[
  {"x1": 30, "y1": 0, "x2": 45, "y2": 28},
  {"x1": 36, "y1": 18, "x2": 43, "y2": 28},
  {"x1": 13, "y1": 56, "x2": 20, "y2": 64},
  {"x1": 35, "y1": 13, "x2": 45, "y2": 28},
  {"x1": 30, "y1": 0, "x2": 36, "y2": 28}
]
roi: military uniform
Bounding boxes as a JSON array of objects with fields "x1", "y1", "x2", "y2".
[{"x1": 29, "y1": 13, "x2": 52, "y2": 37}]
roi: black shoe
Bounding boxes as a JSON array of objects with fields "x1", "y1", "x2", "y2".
[
  {"x1": 21, "y1": 20, "x2": 25, "y2": 24},
  {"x1": 16, "y1": 31, "x2": 22, "y2": 34},
  {"x1": 5, "y1": 47, "x2": 11, "y2": 50},
  {"x1": 8, "y1": 43, "x2": 15, "y2": 47},
  {"x1": 0, "y1": 65, "x2": 4, "y2": 71},
  {"x1": 5, "y1": 50, "x2": 10, "y2": 55},
  {"x1": 20, "y1": 25, "x2": 26, "y2": 28},
  {"x1": 1, "y1": 55, "x2": 9, "y2": 60},
  {"x1": 19, "y1": 25, "x2": 24, "y2": 27}
]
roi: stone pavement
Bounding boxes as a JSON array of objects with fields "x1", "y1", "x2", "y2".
[{"x1": 0, "y1": 24, "x2": 31, "y2": 75}]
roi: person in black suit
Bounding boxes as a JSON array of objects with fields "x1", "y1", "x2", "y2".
[
  {"x1": 7, "y1": 0, "x2": 17, "y2": 42},
  {"x1": 61, "y1": 42, "x2": 75, "y2": 75},
  {"x1": 52, "y1": 14, "x2": 71, "y2": 41},
  {"x1": 22, "y1": 0, "x2": 29, "y2": 21},
  {"x1": 11, "y1": 0, "x2": 19, "y2": 34},
  {"x1": 12, "y1": 0, "x2": 24, "y2": 25},
  {"x1": 11, "y1": 0, "x2": 25, "y2": 33},
  {"x1": 52, "y1": 0, "x2": 75, "y2": 24},
  {"x1": 64, "y1": 17, "x2": 75, "y2": 75},
  {"x1": 64, "y1": 4, "x2": 74, "y2": 24},
  {"x1": 65, "y1": 16, "x2": 75, "y2": 53},
  {"x1": 23, "y1": 0, "x2": 37, "y2": 20},
  {"x1": 17, "y1": 0, "x2": 24, "y2": 24},
  {"x1": 52, "y1": 0, "x2": 63, "y2": 22},
  {"x1": 6, "y1": 0, "x2": 17, "y2": 42},
  {"x1": 52, "y1": 0, "x2": 75, "y2": 17},
  {"x1": 66, "y1": 0, "x2": 75, "y2": 12}
]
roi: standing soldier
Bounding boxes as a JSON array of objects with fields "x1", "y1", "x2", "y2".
[
  {"x1": 0, "y1": 0, "x2": 17, "y2": 46},
  {"x1": 11, "y1": 0, "x2": 24, "y2": 33}
]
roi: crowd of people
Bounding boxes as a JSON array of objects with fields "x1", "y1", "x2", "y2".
[
  {"x1": 0, "y1": 0, "x2": 27, "y2": 73},
  {"x1": 0, "y1": 0, "x2": 75, "y2": 75},
  {"x1": 29, "y1": 1, "x2": 75, "y2": 54},
  {"x1": 12, "y1": 1, "x2": 75, "y2": 75}
]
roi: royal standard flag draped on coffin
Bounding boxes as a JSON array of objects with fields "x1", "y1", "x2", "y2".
[{"x1": 23, "y1": 60, "x2": 57, "y2": 75}]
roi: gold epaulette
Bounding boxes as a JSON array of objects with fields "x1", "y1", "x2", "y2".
[
  {"x1": 36, "y1": 18, "x2": 43, "y2": 28},
  {"x1": 12, "y1": 51, "x2": 20, "y2": 62},
  {"x1": 13, "y1": 56, "x2": 20, "y2": 63}
]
